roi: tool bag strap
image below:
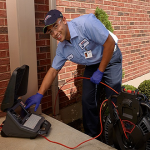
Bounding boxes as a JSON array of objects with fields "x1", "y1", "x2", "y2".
[
  {"x1": 108, "y1": 95, "x2": 126, "y2": 150},
  {"x1": 108, "y1": 95, "x2": 116, "y2": 124}
]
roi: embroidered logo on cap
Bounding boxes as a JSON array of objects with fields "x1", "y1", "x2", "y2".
[
  {"x1": 67, "y1": 54, "x2": 73, "y2": 60},
  {"x1": 44, "y1": 15, "x2": 51, "y2": 23}
]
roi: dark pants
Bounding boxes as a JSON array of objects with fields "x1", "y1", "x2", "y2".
[{"x1": 82, "y1": 46, "x2": 122, "y2": 137}]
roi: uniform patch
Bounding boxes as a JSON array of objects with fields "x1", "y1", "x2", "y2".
[
  {"x1": 79, "y1": 39, "x2": 89, "y2": 49},
  {"x1": 67, "y1": 54, "x2": 74, "y2": 60}
]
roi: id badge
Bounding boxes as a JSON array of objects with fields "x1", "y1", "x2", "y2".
[{"x1": 84, "y1": 50, "x2": 93, "y2": 59}]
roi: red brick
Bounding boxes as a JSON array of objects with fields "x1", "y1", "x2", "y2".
[
  {"x1": 37, "y1": 53, "x2": 46, "y2": 59},
  {"x1": 0, "y1": 2, "x2": 4, "y2": 9},
  {"x1": 104, "y1": 1, "x2": 111, "y2": 5},
  {"x1": 0, "y1": 65, "x2": 7, "y2": 73},
  {"x1": 36, "y1": 5, "x2": 49, "y2": 12},
  {"x1": 63, "y1": 13, "x2": 71, "y2": 19},
  {"x1": 0, "y1": 88, "x2": 6, "y2": 95},
  {"x1": 65, "y1": 7, "x2": 75, "y2": 13},
  {"x1": 64, "y1": 61, "x2": 71, "y2": 66},
  {"x1": 42, "y1": 95, "x2": 52, "y2": 103},
  {"x1": 0, "y1": 10, "x2": 6, "y2": 18},
  {"x1": 59, "y1": 68, "x2": 65, "y2": 74},
  {"x1": 36, "y1": 40, "x2": 45, "y2": 46},
  {"x1": 85, "y1": 9, "x2": 95, "y2": 14},
  {"x1": 114, "y1": 7, "x2": 121, "y2": 11},
  {"x1": 0, "y1": 58, "x2": 9, "y2": 65},
  {"x1": 40, "y1": 72, "x2": 47, "y2": 78},
  {"x1": 0, "y1": 50, "x2": 7, "y2": 57},
  {"x1": 66, "y1": 66, "x2": 77, "y2": 72},
  {"x1": 36, "y1": 47, "x2": 40, "y2": 53},
  {"x1": 0, "y1": 43, "x2": 8, "y2": 50},
  {"x1": 56, "y1": 7, "x2": 65, "y2": 13},
  {"x1": 46, "y1": 52, "x2": 50, "y2": 58},
  {"x1": 0, "y1": 80, "x2": 8, "y2": 88},
  {"x1": 35, "y1": 0, "x2": 45, "y2": 4},
  {"x1": 59, "y1": 72, "x2": 72, "y2": 80},
  {"x1": 59, "y1": 1, "x2": 70, "y2": 6},
  {"x1": 4, "y1": 18, "x2": 7, "y2": 25},
  {"x1": 0, "y1": 18, "x2": 5, "y2": 26},
  {"x1": 35, "y1": 12, "x2": 45, "y2": 18},
  {"x1": 95, "y1": 0, "x2": 103, "y2": 4},
  {"x1": 81, "y1": 3, "x2": 91, "y2": 8},
  {"x1": 117, "y1": 2, "x2": 124, "y2": 7},
  {"x1": 45, "y1": 0, "x2": 49, "y2": 5},
  {"x1": 90, "y1": 4, "x2": 99, "y2": 9},
  {"x1": 40, "y1": 59, "x2": 50, "y2": 66},
  {"x1": 46, "y1": 40, "x2": 50, "y2": 45},
  {"x1": 3, "y1": 2, "x2": 6, "y2": 9},
  {"x1": 0, "y1": 35, "x2": 7, "y2": 41},
  {"x1": 71, "y1": 14, "x2": 80, "y2": 19},
  {"x1": 59, "y1": 96, "x2": 69, "y2": 103},
  {"x1": 70, "y1": 1, "x2": 80, "y2": 7},
  {"x1": 86, "y1": 0, "x2": 94, "y2": 3}
]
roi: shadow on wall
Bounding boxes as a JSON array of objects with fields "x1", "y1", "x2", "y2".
[
  {"x1": 59, "y1": 64, "x2": 85, "y2": 110},
  {"x1": 42, "y1": 64, "x2": 85, "y2": 116}
]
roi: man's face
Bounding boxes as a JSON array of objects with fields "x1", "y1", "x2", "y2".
[{"x1": 47, "y1": 17, "x2": 70, "y2": 42}]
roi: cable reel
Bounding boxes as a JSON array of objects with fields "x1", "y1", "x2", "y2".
[{"x1": 103, "y1": 87, "x2": 150, "y2": 150}]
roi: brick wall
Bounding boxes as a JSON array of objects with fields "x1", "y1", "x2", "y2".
[
  {"x1": 33, "y1": 0, "x2": 150, "y2": 113},
  {"x1": 56, "y1": 0, "x2": 150, "y2": 109},
  {"x1": 56, "y1": 0, "x2": 150, "y2": 83},
  {"x1": 34, "y1": 0, "x2": 85, "y2": 113},
  {"x1": 34, "y1": 0, "x2": 53, "y2": 113},
  {"x1": 0, "y1": 0, "x2": 10, "y2": 117}
]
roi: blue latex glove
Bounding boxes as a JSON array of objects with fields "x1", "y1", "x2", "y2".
[
  {"x1": 25, "y1": 93, "x2": 43, "y2": 112},
  {"x1": 90, "y1": 69, "x2": 104, "y2": 84}
]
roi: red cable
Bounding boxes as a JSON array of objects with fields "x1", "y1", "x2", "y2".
[
  {"x1": 41, "y1": 77, "x2": 134, "y2": 148},
  {"x1": 0, "y1": 123, "x2": 3, "y2": 132},
  {"x1": 54, "y1": 77, "x2": 119, "y2": 116},
  {"x1": 111, "y1": 101, "x2": 128, "y2": 139},
  {"x1": 40, "y1": 99, "x2": 108, "y2": 149},
  {"x1": 41, "y1": 99, "x2": 132, "y2": 149},
  {"x1": 0, "y1": 77, "x2": 133, "y2": 148}
]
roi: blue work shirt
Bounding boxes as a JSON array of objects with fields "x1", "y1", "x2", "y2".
[{"x1": 52, "y1": 14, "x2": 117, "y2": 70}]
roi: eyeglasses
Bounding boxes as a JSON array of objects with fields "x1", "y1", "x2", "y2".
[{"x1": 48, "y1": 19, "x2": 62, "y2": 35}]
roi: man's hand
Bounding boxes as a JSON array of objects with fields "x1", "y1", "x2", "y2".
[
  {"x1": 25, "y1": 93, "x2": 43, "y2": 112},
  {"x1": 90, "y1": 69, "x2": 104, "y2": 84}
]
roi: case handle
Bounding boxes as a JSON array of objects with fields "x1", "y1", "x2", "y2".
[{"x1": 38, "y1": 120, "x2": 51, "y2": 135}]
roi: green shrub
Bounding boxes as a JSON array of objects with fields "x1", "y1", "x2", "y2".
[
  {"x1": 138, "y1": 80, "x2": 150, "y2": 99},
  {"x1": 122, "y1": 84, "x2": 137, "y2": 91},
  {"x1": 122, "y1": 69, "x2": 125, "y2": 79},
  {"x1": 94, "y1": 7, "x2": 114, "y2": 32}
]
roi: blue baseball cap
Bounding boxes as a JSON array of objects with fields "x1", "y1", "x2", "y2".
[{"x1": 43, "y1": 9, "x2": 63, "y2": 33}]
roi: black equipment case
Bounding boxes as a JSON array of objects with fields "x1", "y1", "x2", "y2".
[
  {"x1": 104, "y1": 88, "x2": 150, "y2": 150},
  {"x1": 0, "y1": 65, "x2": 51, "y2": 139}
]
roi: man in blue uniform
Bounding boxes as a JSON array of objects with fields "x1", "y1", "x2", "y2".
[{"x1": 25, "y1": 9, "x2": 122, "y2": 138}]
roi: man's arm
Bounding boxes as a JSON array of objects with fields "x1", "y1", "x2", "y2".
[
  {"x1": 38, "y1": 67, "x2": 59, "y2": 95},
  {"x1": 98, "y1": 34, "x2": 115, "y2": 72},
  {"x1": 25, "y1": 67, "x2": 59, "y2": 111},
  {"x1": 90, "y1": 34, "x2": 115, "y2": 84}
]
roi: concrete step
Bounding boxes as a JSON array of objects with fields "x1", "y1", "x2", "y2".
[{"x1": 0, "y1": 114, "x2": 116, "y2": 150}]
